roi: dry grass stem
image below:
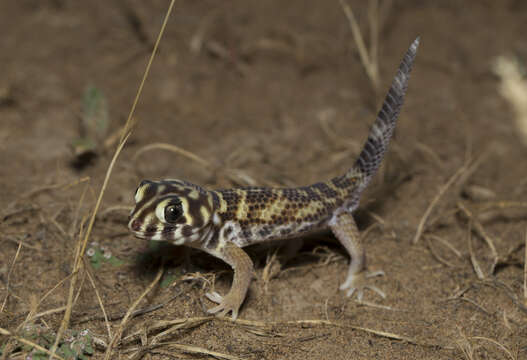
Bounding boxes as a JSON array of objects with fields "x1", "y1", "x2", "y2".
[
  {"x1": 262, "y1": 249, "x2": 280, "y2": 292},
  {"x1": 428, "y1": 234, "x2": 462, "y2": 258},
  {"x1": 458, "y1": 202, "x2": 499, "y2": 276},
  {"x1": 48, "y1": 213, "x2": 89, "y2": 358},
  {"x1": 413, "y1": 163, "x2": 468, "y2": 244},
  {"x1": 339, "y1": 0, "x2": 380, "y2": 93},
  {"x1": 425, "y1": 236, "x2": 457, "y2": 268},
  {"x1": 133, "y1": 142, "x2": 211, "y2": 169},
  {"x1": 103, "y1": 265, "x2": 164, "y2": 359},
  {"x1": 121, "y1": 317, "x2": 211, "y2": 345},
  {"x1": 3, "y1": 235, "x2": 41, "y2": 251},
  {"x1": 98, "y1": 205, "x2": 133, "y2": 217},
  {"x1": 0, "y1": 240, "x2": 22, "y2": 312},
  {"x1": 414, "y1": 151, "x2": 488, "y2": 244},
  {"x1": 458, "y1": 297, "x2": 491, "y2": 316},
  {"x1": 470, "y1": 336, "x2": 515, "y2": 360},
  {"x1": 356, "y1": 300, "x2": 396, "y2": 311},
  {"x1": 466, "y1": 221, "x2": 485, "y2": 280},
  {"x1": 524, "y1": 228, "x2": 527, "y2": 301},
  {"x1": 462, "y1": 185, "x2": 496, "y2": 202},
  {"x1": 69, "y1": 181, "x2": 90, "y2": 237},
  {"x1": 416, "y1": 142, "x2": 445, "y2": 170},
  {"x1": 86, "y1": 267, "x2": 112, "y2": 340},
  {"x1": 30, "y1": 273, "x2": 73, "y2": 319},
  {"x1": 456, "y1": 329, "x2": 475, "y2": 360},
  {"x1": 126, "y1": 342, "x2": 244, "y2": 360}
]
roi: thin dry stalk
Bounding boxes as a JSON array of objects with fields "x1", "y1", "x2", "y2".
[
  {"x1": 48, "y1": 214, "x2": 89, "y2": 358},
  {"x1": 98, "y1": 205, "x2": 133, "y2": 217},
  {"x1": 425, "y1": 236, "x2": 457, "y2": 268},
  {"x1": 103, "y1": 265, "x2": 164, "y2": 359},
  {"x1": 69, "y1": 181, "x2": 90, "y2": 237},
  {"x1": 356, "y1": 300, "x2": 396, "y2": 311},
  {"x1": 132, "y1": 142, "x2": 211, "y2": 169},
  {"x1": 368, "y1": 0, "x2": 379, "y2": 87},
  {"x1": 412, "y1": 163, "x2": 468, "y2": 244},
  {"x1": 227, "y1": 318, "x2": 448, "y2": 349},
  {"x1": 121, "y1": 317, "x2": 211, "y2": 345},
  {"x1": 0, "y1": 240, "x2": 22, "y2": 312},
  {"x1": 467, "y1": 221, "x2": 485, "y2": 280},
  {"x1": 414, "y1": 152, "x2": 488, "y2": 245},
  {"x1": 29, "y1": 273, "x2": 73, "y2": 319},
  {"x1": 85, "y1": 267, "x2": 112, "y2": 340},
  {"x1": 458, "y1": 201, "x2": 499, "y2": 276},
  {"x1": 262, "y1": 249, "x2": 279, "y2": 292},
  {"x1": 458, "y1": 297, "x2": 491, "y2": 316},
  {"x1": 415, "y1": 142, "x2": 445, "y2": 170},
  {"x1": 150, "y1": 318, "x2": 209, "y2": 345},
  {"x1": 470, "y1": 336, "x2": 515, "y2": 360},
  {"x1": 339, "y1": 0, "x2": 380, "y2": 93},
  {"x1": 2, "y1": 235, "x2": 41, "y2": 251},
  {"x1": 126, "y1": 342, "x2": 244, "y2": 360},
  {"x1": 524, "y1": 228, "x2": 527, "y2": 301},
  {"x1": 427, "y1": 234, "x2": 462, "y2": 258},
  {"x1": 456, "y1": 329, "x2": 475, "y2": 360}
]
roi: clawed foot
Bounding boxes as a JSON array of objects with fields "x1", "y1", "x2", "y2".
[
  {"x1": 340, "y1": 270, "x2": 386, "y2": 301},
  {"x1": 205, "y1": 291, "x2": 243, "y2": 320}
]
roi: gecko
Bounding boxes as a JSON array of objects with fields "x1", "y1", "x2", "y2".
[{"x1": 128, "y1": 37, "x2": 419, "y2": 319}]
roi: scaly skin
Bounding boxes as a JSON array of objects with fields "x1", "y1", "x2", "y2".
[{"x1": 128, "y1": 38, "x2": 419, "y2": 319}]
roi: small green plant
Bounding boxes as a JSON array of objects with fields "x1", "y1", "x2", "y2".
[
  {"x1": 86, "y1": 242, "x2": 124, "y2": 269},
  {"x1": 0, "y1": 325, "x2": 94, "y2": 359}
]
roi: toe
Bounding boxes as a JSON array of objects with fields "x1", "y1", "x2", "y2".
[{"x1": 205, "y1": 291, "x2": 224, "y2": 304}]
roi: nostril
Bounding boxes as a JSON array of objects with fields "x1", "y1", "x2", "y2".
[{"x1": 130, "y1": 219, "x2": 142, "y2": 231}]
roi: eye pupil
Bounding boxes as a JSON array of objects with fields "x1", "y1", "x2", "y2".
[{"x1": 164, "y1": 202, "x2": 182, "y2": 223}]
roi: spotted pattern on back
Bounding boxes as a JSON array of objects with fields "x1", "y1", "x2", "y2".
[{"x1": 211, "y1": 178, "x2": 358, "y2": 247}]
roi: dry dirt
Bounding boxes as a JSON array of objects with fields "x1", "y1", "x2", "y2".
[{"x1": 2, "y1": 1, "x2": 527, "y2": 359}]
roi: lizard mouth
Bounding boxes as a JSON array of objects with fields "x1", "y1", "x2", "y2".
[
  {"x1": 130, "y1": 228, "x2": 180, "y2": 241},
  {"x1": 128, "y1": 219, "x2": 176, "y2": 241}
]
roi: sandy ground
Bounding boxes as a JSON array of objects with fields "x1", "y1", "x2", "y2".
[{"x1": 2, "y1": 1, "x2": 527, "y2": 359}]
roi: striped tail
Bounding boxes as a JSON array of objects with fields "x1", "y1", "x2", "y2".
[{"x1": 351, "y1": 37, "x2": 419, "y2": 194}]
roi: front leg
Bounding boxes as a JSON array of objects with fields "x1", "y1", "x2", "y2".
[
  {"x1": 200, "y1": 242, "x2": 254, "y2": 320},
  {"x1": 329, "y1": 211, "x2": 385, "y2": 301}
]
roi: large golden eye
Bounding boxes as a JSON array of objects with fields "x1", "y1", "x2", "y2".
[{"x1": 164, "y1": 201, "x2": 183, "y2": 223}]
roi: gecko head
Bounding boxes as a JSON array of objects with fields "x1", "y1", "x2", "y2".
[{"x1": 128, "y1": 179, "x2": 216, "y2": 245}]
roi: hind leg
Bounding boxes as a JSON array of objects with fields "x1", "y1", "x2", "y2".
[{"x1": 329, "y1": 211, "x2": 385, "y2": 301}]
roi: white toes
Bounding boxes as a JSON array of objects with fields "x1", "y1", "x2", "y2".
[
  {"x1": 345, "y1": 287, "x2": 357, "y2": 297},
  {"x1": 205, "y1": 291, "x2": 224, "y2": 304},
  {"x1": 340, "y1": 269, "x2": 385, "y2": 301},
  {"x1": 207, "y1": 303, "x2": 223, "y2": 314},
  {"x1": 357, "y1": 290, "x2": 364, "y2": 302},
  {"x1": 367, "y1": 285, "x2": 386, "y2": 299},
  {"x1": 366, "y1": 270, "x2": 385, "y2": 278},
  {"x1": 339, "y1": 277, "x2": 354, "y2": 290}
]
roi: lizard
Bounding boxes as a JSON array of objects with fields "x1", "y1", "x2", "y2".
[{"x1": 128, "y1": 37, "x2": 419, "y2": 319}]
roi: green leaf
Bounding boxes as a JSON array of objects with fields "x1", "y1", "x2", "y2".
[
  {"x1": 59, "y1": 343, "x2": 75, "y2": 358},
  {"x1": 161, "y1": 273, "x2": 180, "y2": 288},
  {"x1": 83, "y1": 342, "x2": 94, "y2": 355},
  {"x1": 82, "y1": 85, "x2": 109, "y2": 140},
  {"x1": 107, "y1": 254, "x2": 124, "y2": 267}
]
